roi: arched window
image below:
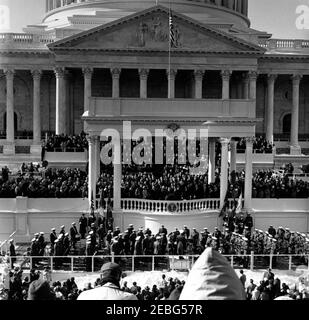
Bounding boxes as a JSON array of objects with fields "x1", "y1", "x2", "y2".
[
  {"x1": 282, "y1": 113, "x2": 291, "y2": 135},
  {"x1": 3, "y1": 112, "x2": 18, "y2": 134}
]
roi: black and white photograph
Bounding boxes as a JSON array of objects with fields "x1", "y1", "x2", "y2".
[{"x1": 0, "y1": 0, "x2": 309, "y2": 313}]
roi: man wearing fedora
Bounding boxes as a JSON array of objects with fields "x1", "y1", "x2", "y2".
[{"x1": 77, "y1": 262, "x2": 137, "y2": 300}]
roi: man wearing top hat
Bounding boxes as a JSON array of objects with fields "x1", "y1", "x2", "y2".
[
  {"x1": 9, "y1": 239, "x2": 16, "y2": 269},
  {"x1": 70, "y1": 222, "x2": 79, "y2": 250},
  {"x1": 268, "y1": 225, "x2": 276, "y2": 238},
  {"x1": 79, "y1": 213, "x2": 88, "y2": 239},
  {"x1": 158, "y1": 225, "x2": 167, "y2": 236},
  {"x1": 49, "y1": 228, "x2": 57, "y2": 255}
]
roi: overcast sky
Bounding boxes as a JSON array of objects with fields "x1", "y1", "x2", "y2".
[{"x1": 0, "y1": 0, "x2": 309, "y2": 39}]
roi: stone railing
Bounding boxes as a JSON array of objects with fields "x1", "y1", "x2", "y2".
[
  {"x1": 259, "y1": 38, "x2": 309, "y2": 51},
  {"x1": 0, "y1": 33, "x2": 56, "y2": 48},
  {"x1": 120, "y1": 198, "x2": 221, "y2": 213}
]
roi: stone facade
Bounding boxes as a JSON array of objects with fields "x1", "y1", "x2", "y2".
[{"x1": 0, "y1": 3, "x2": 308, "y2": 156}]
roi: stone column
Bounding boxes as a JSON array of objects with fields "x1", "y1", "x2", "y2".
[
  {"x1": 221, "y1": 70, "x2": 231, "y2": 99},
  {"x1": 208, "y1": 139, "x2": 216, "y2": 184},
  {"x1": 220, "y1": 138, "x2": 229, "y2": 209},
  {"x1": 54, "y1": 67, "x2": 66, "y2": 135},
  {"x1": 290, "y1": 74, "x2": 302, "y2": 155},
  {"x1": 111, "y1": 68, "x2": 121, "y2": 98},
  {"x1": 248, "y1": 71, "x2": 257, "y2": 100},
  {"x1": 88, "y1": 136, "x2": 96, "y2": 209},
  {"x1": 230, "y1": 140, "x2": 237, "y2": 176},
  {"x1": 64, "y1": 70, "x2": 71, "y2": 135},
  {"x1": 266, "y1": 74, "x2": 277, "y2": 144},
  {"x1": 31, "y1": 69, "x2": 42, "y2": 155},
  {"x1": 227, "y1": 0, "x2": 234, "y2": 10},
  {"x1": 83, "y1": 67, "x2": 93, "y2": 112},
  {"x1": 4, "y1": 69, "x2": 15, "y2": 148},
  {"x1": 243, "y1": 73, "x2": 249, "y2": 99},
  {"x1": 94, "y1": 136, "x2": 101, "y2": 180},
  {"x1": 194, "y1": 70, "x2": 204, "y2": 99},
  {"x1": 242, "y1": 0, "x2": 248, "y2": 15},
  {"x1": 139, "y1": 68, "x2": 149, "y2": 99},
  {"x1": 113, "y1": 134, "x2": 122, "y2": 211},
  {"x1": 167, "y1": 69, "x2": 177, "y2": 99},
  {"x1": 244, "y1": 137, "x2": 253, "y2": 211},
  {"x1": 236, "y1": 77, "x2": 243, "y2": 99},
  {"x1": 82, "y1": 67, "x2": 93, "y2": 131}
]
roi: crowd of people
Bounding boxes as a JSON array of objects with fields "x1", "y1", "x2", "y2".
[
  {"x1": 240, "y1": 268, "x2": 309, "y2": 300},
  {"x1": 42, "y1": 133, "x2": 88, "y2": 153},
  {"x1": 97, "y1": 167, "x2": 309, "y2": 201},
  {"x1": 1, "y1": 259, "x2": 308, "y2": 301},
  {"x1": 251, "y1": 169, "x2": 309, "y2": 198},
  {"x1": 237, "y1": 136, "x2": 274, "y2": 154},
  {"x1": 1, "y1": 162, "x2": 309, "y2": 199},
  {"x1": 98, "y1": 164, "x2": 220, "y2": 201},
  {"x1": 0, "y1": 167, "x2": 88, "y2": 198},
  {"x1": 0, "y1": 265, "x2": 81, "y2": 300}
]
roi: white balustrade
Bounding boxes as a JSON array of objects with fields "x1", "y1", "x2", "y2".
[
  {"x1": 258, "y1": 38, "x2": 309, "y2": 51},
  {"x1": 120, "y1": 198, "x2": 221, "y2": 213},
  {"x1": 0, "y1": 33, "x2": 56, "y2": 46}
]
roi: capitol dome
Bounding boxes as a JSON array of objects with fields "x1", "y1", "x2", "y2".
[{"x1": 42, "y1": 0, "x2": 250, "y2": 32}]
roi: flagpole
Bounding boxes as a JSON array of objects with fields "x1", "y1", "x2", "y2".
[{"x1": 168, "y1": 0, "x2": 171, "y2": 98}]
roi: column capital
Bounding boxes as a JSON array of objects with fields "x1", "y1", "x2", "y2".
[
  {"x1": 54, "y1": 67, "x2": 65, "y2": 79},
  {"x1": 31, "y1": 69, "x2": 42, "y2": 80},
  {"x1": 166, "y1": 69, "x2": 177, "y2": 79},
  {"x1": 87, "y1": 135, "x2": 96, "y2": 144},
  {"x1": 291, "y1": 74, "x2": 303, "y2": 84},
  {"x1": 194, "y1": 69, "x2": 205, "y2": 81},
  {"x1": 82, "y1": 67, "x2": 93, "y2": 79},
  {"x1": 248, "y1": 70, "x2": 258, "y2": 81},
  {"x1": 242, "y1": 73, "x2": 249, "y2": 83},
  {"x1": 244, "y1": 137, "x2": 255, "y2": 146},
  {"x1": 111, "y1": 68, "x2": 121, "y2": 79},
  {"x1": 221, "y1": 70, "x2": 232, "y2": 81},
  {"x1": 138, "y1": 68, "x2": 149, "y2": 79},
  {"x1": 220, "y1": 137, "x2": 230, "y2": 145},
  {"x1": 267, "y1": 73, "x2": 277, "y2": 82},
  {"x1": 3, "y1": 68, "x2": 15, "y2": 80}
]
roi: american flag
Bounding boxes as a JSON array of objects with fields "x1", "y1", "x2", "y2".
[{"x1": 169, "y1": 13, "x2": 176, "y2": 48}]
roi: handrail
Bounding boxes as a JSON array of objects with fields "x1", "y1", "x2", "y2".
[{"x1": 6, "y1": 253, "x2": 309, "y2": 272}]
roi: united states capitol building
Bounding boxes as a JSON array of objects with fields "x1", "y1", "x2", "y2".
[{"x1": 0, "y1": 0, "x2": 308, "y2": 242}]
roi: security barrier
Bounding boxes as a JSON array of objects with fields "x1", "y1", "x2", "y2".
[{"x1": 2, "y1": 253, "x2": 309, "y2": 273}]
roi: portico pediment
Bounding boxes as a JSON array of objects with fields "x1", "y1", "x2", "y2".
[{"x1": 49, "y1": 5, "x2": 264, "y2": 54}]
